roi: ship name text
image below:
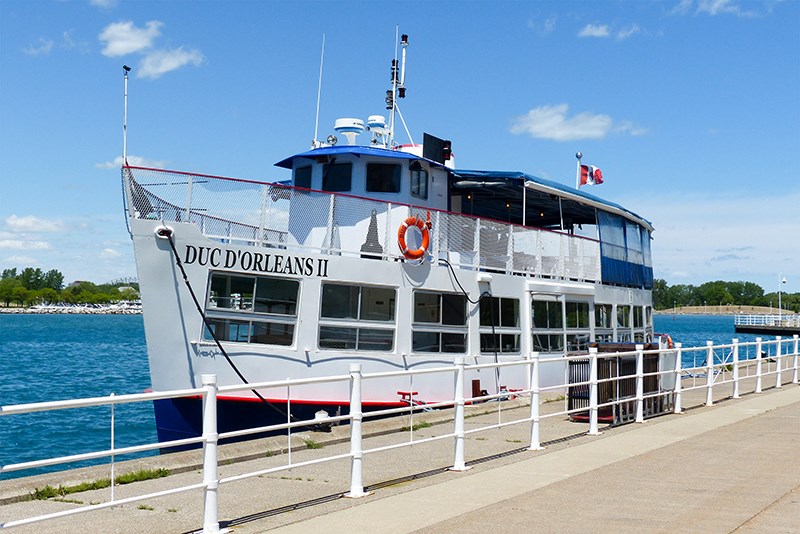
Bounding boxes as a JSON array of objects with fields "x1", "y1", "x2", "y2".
[{"x1": 183, "y1": 245, "x2": 329, "y2": 277}]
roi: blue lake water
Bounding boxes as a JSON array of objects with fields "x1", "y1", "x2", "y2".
[{"x1": 0, "y1": 313, "x2": 786, "y2": 480}]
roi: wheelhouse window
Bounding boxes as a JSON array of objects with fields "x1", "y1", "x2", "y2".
[
  {"x1": 409, "y1": 162, "x2": 428, "y2": 200},
  {"x1": 479, "y1": 296, "x2": 520, "y2": 353},
  {"x1": 322, "y1": 162, "x2": 352, "y2": 192},
  {"x1": 205, "y1": 273, "x2": 298, "y2": 346},
  {"x1": 318, "y1": 283, "x2": 396, "y2": 351},
  {"x1": 294, "y1": 165, "x2": 312, "y2": 189},
  {"x1": 412, "y1": 291, "x2": 467, "y2": 353},
  {"x1": 366, "y1": 163, "x2": 401, "y2": 193},
  {"x1": 531, "y1": 298, "x2": 564, "y2": 353},
  {"x1": 566, "y1": 301, "x2": 590, "y2": 351}
]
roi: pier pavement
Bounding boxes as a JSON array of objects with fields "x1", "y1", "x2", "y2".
[{"x1": 1, "y1": 380, "x2": 799, "y2": 533}]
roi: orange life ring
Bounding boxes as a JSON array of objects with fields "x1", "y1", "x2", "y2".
[{"x1": 397, "y1": 214, "x2": 430, "y2": 260}]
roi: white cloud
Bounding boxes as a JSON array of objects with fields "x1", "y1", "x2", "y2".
[
  {"x1": 5, "y1": 215, "x2": 65, "y2": 232},
  {"x1": 527, "y1": 16, "x2": 557, "y2": 36},
  {"x1": 511, "y1": 104, "x2": 615, "y2": 141},
  {"x1": 614, "y1": 120, "x2": 649, "y2": 136},
  {"x1": 3, "y1": 255, "x2": 40, "y2": 265},
  {"x1": 90, "y1": 0, "x2": 119, "y2": 7},
  {"x1": 23, "y1": 38, "x2": 54, "y2": 56},
  {"x1": 673, "y1": 0, "x2": 765, "y2": 17},
  {"x1": 616, "y1": 24, "x2": 642, "y2": 40},
  {"x1": 99, "y1": 20, "x2": 162, "y2": 57},
  {"x1": 100, "y1": 248, "x2": 122, "y2": 259},
  {"x1": 578, "y1": 24, "x2": 610, "y2": 38},
  {"x1": 0, "y1": 240, "x2": 51, "y2": 250},
  {"x1": 95, "y1": 155, "x2": 167, "y2": 169},
  {"x1": 138, "y1": 47, "x2": 204, "y2": 79}
]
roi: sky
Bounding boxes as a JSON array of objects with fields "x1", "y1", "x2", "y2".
[{"x1": 1, "y1": 0, "x2": 798, "y2": 294}]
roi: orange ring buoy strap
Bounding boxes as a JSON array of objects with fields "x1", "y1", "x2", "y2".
[{"x1": 398, "y1": 213, "x2": 431, "y2": 260}]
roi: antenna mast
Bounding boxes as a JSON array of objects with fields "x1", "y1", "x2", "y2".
[
  {"x1": 123, "y1": 65, "x2": 131, "y2": 165},
  {"x1": 387, "y1": 31, "x2": 410, "y2": 147},
  {"x1": 312, "y1": 35, "x2": 326, "y2": 148}
]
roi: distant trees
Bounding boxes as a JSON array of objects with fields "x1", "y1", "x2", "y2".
[
  {"x1": 653, "y1": 278, "x2": 798, "y2": 312},
  {"x1": 0, "y1": 267, "x2": 138, "y2": 307}
]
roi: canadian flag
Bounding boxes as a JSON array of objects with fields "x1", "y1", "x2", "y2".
[{"x1": 579, "y1": 164, "x2": 603, "y2": 186}]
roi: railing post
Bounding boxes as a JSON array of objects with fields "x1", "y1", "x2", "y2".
[
  {"x1": 705, "y1": 341, "x2": 714, "y2": 406},
  {"x1": 732, "y1": 339, "x2": 740, "y2": 399},
  {"x1": 346, "y1": 364, "x2": 367, "y2": 497},
  {"x1": 201, "y1": 374, "x2": 219, "y2": 534},
  {"x1": 451, "y1": 357, "x2": 469, "y2": 471},
  {"x1": 775, "y1": 336, "x2": 783, "y2": 388},
  {"x1": 588, "y1": 348, "x2": 600, "y2": 435},
  {"x1": 635, "y1": 344, "x2": 644, "y2": 423},
  {"x1": 793, "y1": 334, "x2": 799, "y2": 384},
  {"x1": 528, "y1": 353, "x2": 543, "y2": 450},
  {"x1": 110, "y1": 392, "x2": 116, "y2": 503},
  {"x1": 755, "y1": 337, "x2": 763, "y2": 393},
  {"x1": 673, "y1": 342, "x2": 683, "y2": 414}
]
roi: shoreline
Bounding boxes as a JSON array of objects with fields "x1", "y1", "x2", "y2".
[
  {"x1": 654, "y1": 304, "x2": 797, "y2": 316},
  {"x1": 0, "y1": 306, "x2": 141, "y2": 315}
]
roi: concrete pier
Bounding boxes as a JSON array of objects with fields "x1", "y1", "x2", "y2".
[{"x1": 1, "y1": 380, "x2": 798, "y2": 533}]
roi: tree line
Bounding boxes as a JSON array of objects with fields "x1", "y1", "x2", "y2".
[
  {"x1": 0, "y1": 268, "x2": 139, "y2": 307},
  {"x1": 653, "y1": 279, "x2": 799, "y2": 312}
]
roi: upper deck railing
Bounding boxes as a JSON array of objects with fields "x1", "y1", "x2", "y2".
[
  {"x1": 123, "y1": 167, "x2": 601, "y2": 282},
  {"x1": 734, "y1": 314, "x2": 800, "y2": 328}
]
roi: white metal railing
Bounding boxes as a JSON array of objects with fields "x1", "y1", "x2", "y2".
[
  {"x1": 734, "y1": 314, "x2": 800, "y2": 328},
  {"x1": 2, "y1": 334, "x2": 798, "y2": 532},
  {"x1": 123, "y1": 166, "x2": 601, "y2": 282}
]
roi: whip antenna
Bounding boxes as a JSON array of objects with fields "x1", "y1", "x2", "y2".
[
  {"x1": 122, "y1": 65, "x2": 131, "y2": 165},
  {"x1": 312, "y1": 35, "x2": 326, "y2": 148}
]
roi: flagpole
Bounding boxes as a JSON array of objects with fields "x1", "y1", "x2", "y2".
[{"x1": 575, "y1": 151, "x2": 582, "y2": 189}]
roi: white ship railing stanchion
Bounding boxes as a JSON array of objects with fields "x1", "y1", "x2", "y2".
[
  {"x1": 792, "y1": 334, "x2": 799, "y2": 384},
  {"x1": 110, "y1": 392, "x2": 116, "y2": 504},
  {"x1": 346, "y1": 364, "x2": 367, "y2": 497},
  {"x1": 775, "y1": 336, "x2": 783, "y2": 388},
  {"x1": 732, "y1": 339, "x2": 740, "y2": 399},
  {"x1": 673, "y1": 342, "x2": 683, "y2": 414},
  {"x1": 635, "y1": 344, "x2": 644, "y2": 423},
  {"x1": 755, "y1": 337, "x2": 763, "y2": 393},
  {"x1": 450, "y1": 357, "x2": 469, "y2": 471},
  {"x1": 528, "y1": 353, "x2": 543, "y2": 450},
  {"x1": 705, "y1": 341, "x2": 714, "y2": 406},
  {"x1": 201, "y1": 374, "x2": 219, "y2": 534},
  {"x1": 588, "y1": 347, "x2": 600, "y2": 435}
]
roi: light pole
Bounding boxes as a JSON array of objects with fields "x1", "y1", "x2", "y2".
[{"x1": 778, "y1": 274, "x2": 787, "y2": 321}]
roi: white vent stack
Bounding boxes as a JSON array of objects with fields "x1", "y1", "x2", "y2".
[{"x1": 334, "y1": 118, "x2": 365, "y2": 145}]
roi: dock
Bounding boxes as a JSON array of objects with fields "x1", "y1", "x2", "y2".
[
  {"x1": 734, "y1": 314, "x2": 800, "y2": 335},
  {"x1": 2, "y1": 374, "x2": 799, "y2": 533}
]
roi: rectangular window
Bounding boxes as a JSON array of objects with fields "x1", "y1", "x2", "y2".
[
  {"x1": 480, "y1": 296, "x2": 520, "y2": 353},
  {"x1": 412, "y1": 291, "x2": 467, "y2": 353},
  {"x1": 633, "y1": 306, "x2": 644, "y2": 328},
  {"x1": 566, "y1": 301, "x2": 590, "y2": 329},
  {"x1": 319, "y1": 283, "x2": 396, "y2": 351},
  {"x1": 366, "y1": 163, "x2": 401, "y2": 193},
  {"x1": 294, "y1": 165, "x2": 312, "y2": 189},
  {"x1": 410, "y1": 167, "x2": 428, "y2": 199},
  {"x1": 205, "y1": 273, "x2": 299, "y2": 346},
  {"x1": 532, "y1": 298, "x2": 564, "y2": 353},
  {"x1": 322, "y1": 162, "x2": 352, "y2": 192},
  {"x1": 617, "y1": 305, "x2": 631, "y2": 328},
  {"x1": 595, "y1": 304, "x2": 612, "y2": 328},
  {"x1": 532, "y1": 300, "x2": 562, "y2": 329}
]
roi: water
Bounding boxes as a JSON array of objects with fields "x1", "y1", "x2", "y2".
[
  {"x1": 0, "y1": 314, "x2": 154, "y2": 480},
  {"x1": 0, "y1": 313, "x2": 787, "y2": 481}
]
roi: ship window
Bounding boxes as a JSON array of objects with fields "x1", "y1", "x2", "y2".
[
  {"x1": 617, "y1": 305, "x2": 631, "y2": 328},
  {"x1": 294, "y1": 165, "x2": 312, "y2": 189},
  {"x1": 479, "y1": 296, "x2": 520, "y2": 353},
  {"x1": 566, "y1": 301, "x2": 590, "y2": 329},
  {"x1": 319, "y1": 283, "x2": 396, "y2": 351},
  {"x1": 366, "y1": 163, "x2": 401, "y2": 193},
  {"x1": 412, "y1": 291, "x2": 467, "y2": 353},
  {"x1": 633, "y1": 306, "x2": 644, "y2": 328},
  {"x1": 322, "y1": 162, "x2": 352, "y2": 192},
  {"x1": 595, "y1": 304, "x2": 612, "y2": 329},
  {"x1": 410, "y1": 164, "x2": 428, "y2": 200},
  {"x1": 531, "y1": 298, "x2": 564, "y2": 353},
  {"x1": 205, "y1": 272, "x2": 298, "y2": 347}
]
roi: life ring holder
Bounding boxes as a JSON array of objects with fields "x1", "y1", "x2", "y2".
[{"x1": 397, "y1": 212, "x2": 431, "y2": 261}]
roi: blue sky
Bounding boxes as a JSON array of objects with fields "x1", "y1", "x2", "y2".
[{"x1": 1, "y1": 0, "x2": 798, "y2": 294}]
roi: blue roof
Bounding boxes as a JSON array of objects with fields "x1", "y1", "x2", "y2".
[{"x1": 275, "y1": 145, "x2": 448, "y2": 169}]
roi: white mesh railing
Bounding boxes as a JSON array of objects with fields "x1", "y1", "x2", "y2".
[{"x1": 124, "y1": 166, "x2": 601, "y2": 281}]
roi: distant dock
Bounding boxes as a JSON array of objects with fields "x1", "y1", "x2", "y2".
[{"x1": 734, "y1": 314, "x2": 800, "y2": 335}]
